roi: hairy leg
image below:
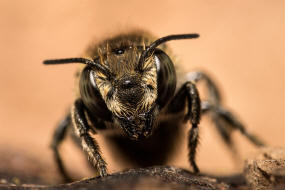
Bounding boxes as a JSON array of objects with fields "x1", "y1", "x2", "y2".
[
  {"x1": 72, "y1": 99, "x2": 107, "y2": 177},
  {"x1": 188, "y1": 71, "x2": 264, "y2": 151},
  {"x1": 167, "y1": 82, "x2": 201, "y2": 173},
  {"x1": 202, "y1": 102, "x2": 264, "y2": 147}
]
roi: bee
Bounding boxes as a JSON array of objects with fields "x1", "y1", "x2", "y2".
[{"x1": 44, "y1": 30, "x2": 264, "y2": 181}]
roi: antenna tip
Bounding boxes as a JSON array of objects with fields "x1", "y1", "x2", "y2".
[
  {"x1": 186, "y1": 33, "x2": 199, "y2": 38},
  {"x1": 194, "y1": 33, "x2": 200, "y2": 38},
  {"x1": 43, "y1": 60, "x2": 52, "y2": 65}
]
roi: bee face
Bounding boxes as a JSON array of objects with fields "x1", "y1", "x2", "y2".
[{"x1": 90, "y1": 41, "x2": 159, "y2": 139}]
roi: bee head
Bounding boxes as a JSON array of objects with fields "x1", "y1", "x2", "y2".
[
  {"x1": 92, "y1": 42, "x2": 159, "y2": 139},
  {"x1": 43, "y1": 33, "x2": 199, "y2": 140}
]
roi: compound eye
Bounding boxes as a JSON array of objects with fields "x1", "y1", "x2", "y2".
[
  {"x1": 114, "y1": 48, "x2": 125, "y2": 55},
  {"x1": 154, "y1": 49, "x2": 177, "y2": 109}
]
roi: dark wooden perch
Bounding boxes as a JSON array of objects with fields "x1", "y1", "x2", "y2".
[{"x1": 1, "y1": 166, "x2": 230, "y2": 190}]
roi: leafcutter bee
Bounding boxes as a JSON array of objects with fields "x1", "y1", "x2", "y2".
[{"x1": 44, "y1": 30, "x2": 264, "y2": 181}]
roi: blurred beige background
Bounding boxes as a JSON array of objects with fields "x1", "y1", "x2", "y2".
[{"x1": 0, "y1": 0, "x2": 285, "y2": 180}]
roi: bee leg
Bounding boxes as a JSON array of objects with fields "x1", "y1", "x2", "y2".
[
  {"x1": 188, "y1": 71, "x2": 265, "y2": 147},
  {"x1": 50, "y1": 114, "x2": 73, "y2": 182},
  {"x1": 72, "y1": 99, "x2": 107, "y2": 177},
  {"x1": 187, "y1": 71, "x2": 242, "y2": 155},
  {"x1": 168, "y1": 82, "x2": 201, "y2": 173},
  {"x1": 202, "y1": 102, "x2": 265, "y2": 147},
  {"x1": 203, "y1": 103, "x2": 239, "y2": 158}
]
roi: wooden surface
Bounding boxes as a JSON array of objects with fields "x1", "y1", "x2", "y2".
[
  {"x1": 0, "y1": 166, "x2": 239, "y2": 190},
  {"x1": 1, "y1": 147, "x2": 285, "y2": 190}
]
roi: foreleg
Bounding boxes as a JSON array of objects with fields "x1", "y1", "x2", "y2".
[
  {"x1": 168, "y1": 82, "x2": 201, "y2": 173},
  {"x1": 72, "y1": 99, "x2": 107, "y2": 177}
]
